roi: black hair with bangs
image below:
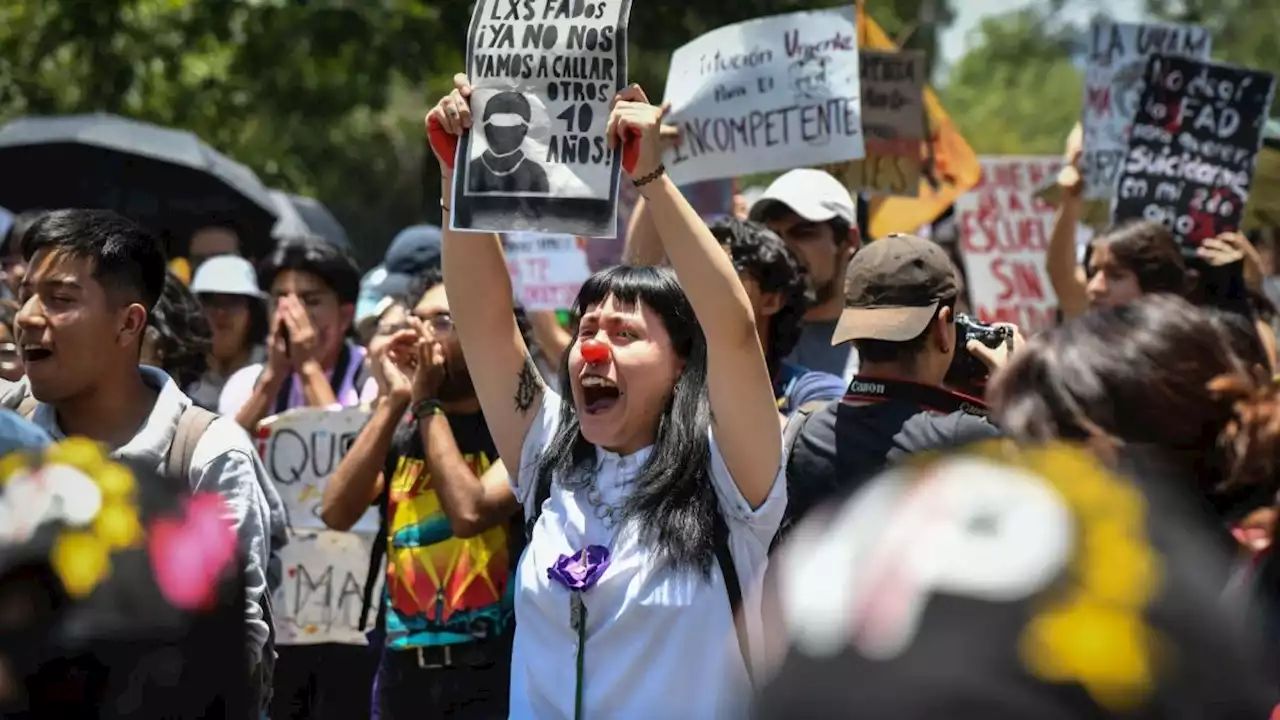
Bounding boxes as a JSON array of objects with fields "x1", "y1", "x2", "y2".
[{"x1": 534, "y1": 265, "x2": 717, "y2": 574}]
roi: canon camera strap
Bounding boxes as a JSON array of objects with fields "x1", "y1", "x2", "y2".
[{"x1": 843, "y1": 375, "x2": 988, "y2": 418}]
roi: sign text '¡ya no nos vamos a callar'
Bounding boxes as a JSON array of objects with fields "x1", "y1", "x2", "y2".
[{"x1": 472, "y1": 0, "x2": 618, "y2": 87}]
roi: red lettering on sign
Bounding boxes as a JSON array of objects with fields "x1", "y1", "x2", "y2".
[
  {"x1": 959, "y1": 210, "x2": 1050, "y2": 256},
  {"x1": 1086, "y1": 85, "x2": 1111, "y2": 116},
  {"x1": 990, "y1": 259, "x2": 1046, "y2": 302}
]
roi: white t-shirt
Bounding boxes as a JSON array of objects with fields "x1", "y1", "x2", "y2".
[{"x1": 510, "y1": 390, "x2": 787, "y2": 719}]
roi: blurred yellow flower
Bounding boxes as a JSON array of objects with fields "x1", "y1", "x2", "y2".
[
  {"x1": 95, "y1": 502, "x2": 144, "y2": 549},
  {"x1": 45, "y1": 437, "x2": 109, "y2": 476},
  {"x1": 0, "y1": 450, "x2": 32, "y2": 485},
  {"x1": 51, "y1": 530, "x2": 111, "y2": 598},
  {"x1": 1021, "y1": 602, "x2": 1155, "y2": 710},
  {"x1": 95, "y1": 462, "x2": 136, "y2": 502}
]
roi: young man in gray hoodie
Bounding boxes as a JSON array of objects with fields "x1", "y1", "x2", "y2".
[{"x1": 10, "y1": 210, "x2": 276, "y2": 696}]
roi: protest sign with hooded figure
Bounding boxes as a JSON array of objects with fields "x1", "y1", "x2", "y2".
[{"x1": 450, "y1": 0, "x2": 634, "y2": 237}]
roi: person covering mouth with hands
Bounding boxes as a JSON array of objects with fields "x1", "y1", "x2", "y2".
[
  {"x1": 429, "y1": 76, "x2": 786, "y2": 718},
  {"x1": 218, "y1": 237, "x2": 376, "y2": 431},
  {"x1": 322, "y1": 267, "x2": 520, "y2": 719}
]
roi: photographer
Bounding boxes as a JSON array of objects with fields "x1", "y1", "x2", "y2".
[{"x1": 777, "y1": 234, "x2": 1022, "y2": 547}]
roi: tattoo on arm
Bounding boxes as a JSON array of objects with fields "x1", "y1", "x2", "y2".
[{"x1": 514, "y1": 353, "x2": 543, "y2": 414}]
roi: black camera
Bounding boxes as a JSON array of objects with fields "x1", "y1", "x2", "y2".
[{"x1": 944, "y1": 314, "x2": 1012, "y2": 394}]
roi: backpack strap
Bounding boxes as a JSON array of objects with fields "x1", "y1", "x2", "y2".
[
  {"x1": 165, "y1": 405, "x2": 218, "y2": 484},
  {"x1": 16, "y1": 395, "x2": 38, "y2": 420},
  {"x1": 713, "y1": 506, "x2": 753, "y2": 688},
  {"x1": 358, "y1": 453, "x2": 396, "y2": 633},
  {"x1": 783, "y1": 399, "x2": 827, "y2": 460}
]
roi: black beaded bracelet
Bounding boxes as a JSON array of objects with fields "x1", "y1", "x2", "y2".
[
  {"x1": 632, "y1": 163, "x2": 666, "y2": 188},
  {"x1": 411, "y1": 398, "x2": 443, "y2": 420}
]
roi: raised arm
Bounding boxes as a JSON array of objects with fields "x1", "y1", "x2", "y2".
[
  {"x1": 608, "y1": 86, "x2": 780, "y2": 507},
  {"x1": 320, "y1": 335, "x2": 413, "y2": 531},
  {"x1": 429, "y1": 75, "x2": 546, "y2": 478},
  {"x1": 621, "y1": 196, "x2": 665, "y2": 266},
  {"x1": 621, "y1": 119, "x2": 681, "y2": 267},
  {"x1": 1047, "y1": 129, "x2": 1089, "y2": 320}
]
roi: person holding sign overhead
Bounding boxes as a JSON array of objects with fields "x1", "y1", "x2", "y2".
[
  {"x1": 469, "y1": 91, "x2": 551, "y2": 195},
  {"x1": 429, "y1": 74, "x2": 785, "y2": 718}
]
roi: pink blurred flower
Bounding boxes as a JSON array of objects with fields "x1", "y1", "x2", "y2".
[{"x1": 148, "y1": 493, "x2": 236, "y2": 611}]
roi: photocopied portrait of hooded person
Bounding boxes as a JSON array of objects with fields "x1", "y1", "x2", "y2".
[{"x1": 469, "y1": 90, "x2": 551, "y2": 195}]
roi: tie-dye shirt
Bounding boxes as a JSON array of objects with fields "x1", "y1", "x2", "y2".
[{"x1": 381, "y1": 412, "x2": 520, "y2": 649}]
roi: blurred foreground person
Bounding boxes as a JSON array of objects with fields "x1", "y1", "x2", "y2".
[
  {"x1": 11, "y1": 210, "x2": 276, "y2": 710},
  {"x1": 990, "y1": 294, "x2": 1278, "y2": 533},
  {"x1": 991, "y1": 294, "x2": 1280, "y2": 672},
  {"x1": 756, "y1": 441, "x2": 1279, "y2": 718},
  {"x1": 0, "y1": 439, "x2": 249, "y2": 718}
]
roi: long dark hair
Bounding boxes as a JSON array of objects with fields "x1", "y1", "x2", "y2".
[
  {"x1": 989, "y1": 294, "x2": 1280, "y2": 518},
  {"x1": 149, "y1": 270, "x2": 213, "y2": 388},
  {"x1": 1089, "y1": 220, "x2": 1187, "y2": 296},
  {"x1": 713, "y1": 218, "x2": 811, "y2": 377},
  {"x1": 534, "y1": 266, "x2": 717, "y2": 574}
]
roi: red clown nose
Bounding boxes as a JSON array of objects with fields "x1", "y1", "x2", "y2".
[{"x1": 580, "y1": 339, "x2": 610, "y2": 364}]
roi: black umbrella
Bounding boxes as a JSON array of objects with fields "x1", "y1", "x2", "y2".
[
  {"x1": 267, "y1": 190, "x2": 351, "y2": 250},
  {"x1": 0, "y1": 114, "x2": 278, "y2": 256},
  {"x1": 287, "y1": 193, "x2": 350, "y2": 249}
]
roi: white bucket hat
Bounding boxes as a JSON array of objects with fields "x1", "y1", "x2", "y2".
[{"x1": 189, "y1": 255, "x2": 266, "y2": 299}]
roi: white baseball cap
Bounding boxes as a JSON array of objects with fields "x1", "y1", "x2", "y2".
[
  {"x1": 189, "y1": 255, "x2": 266, "y2": 299},
  {"x1": 749, "y1": 169, "x2": 858, "y2": 225}
]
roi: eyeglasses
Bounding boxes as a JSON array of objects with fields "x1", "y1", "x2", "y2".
[
  {"x1": 376, "y1": 314, "x2": 453, "y2": 337},
  {"x1": 419, "y1": 313, "x2": 454, "y2": 334}
]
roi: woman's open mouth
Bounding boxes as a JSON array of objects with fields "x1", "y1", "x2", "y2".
[{"x1": 581, "y1": 375, "x2": 621, "y2": 415}]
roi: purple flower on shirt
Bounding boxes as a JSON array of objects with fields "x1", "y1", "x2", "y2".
[{"x1": 547, "y1": 545, "x2": 611, "y2": 592}]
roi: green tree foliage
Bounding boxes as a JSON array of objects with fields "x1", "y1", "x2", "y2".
[
  {"x1": 941, "y1": 0, "x2": 1280, "y2": 158},
  {"x1": 940, "y1": 5, "x2": 1082, "y2": 156},
  {"x1": 1145, "y1": 0, "x2": 1280, "y2": 80},
  {"x1": 0, "y1": 0, "x2": 950, "y2": 265}
]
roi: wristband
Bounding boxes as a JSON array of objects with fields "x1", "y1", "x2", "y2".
[
  {"x1": 632, "y1": 164, "x2": 666, "y2": 188},
  {"x1": 411, "y1": 398, "x2": 443, "y2": 421}
]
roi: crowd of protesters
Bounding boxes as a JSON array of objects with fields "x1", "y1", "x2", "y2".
[{"x1": 4, "y1": 72, "x2": 1280, "y2": 720}]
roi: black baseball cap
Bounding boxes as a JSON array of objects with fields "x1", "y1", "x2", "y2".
[
  {"x1": 832, "y1": 233, "x2": 958, "y2": 345},
  {"x1": 755, "y1": 441, "x2": 1280, "y2": 718},
  {"x1": 384, "y1": 224, "x2": 442, "y2": 275}
]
